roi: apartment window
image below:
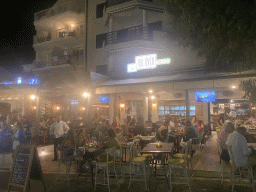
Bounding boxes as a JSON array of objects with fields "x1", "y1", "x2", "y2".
[
  {"x1": 96, "y1": 33, "x2": 107, "y2": 48},
  {"x1": 96, "y1": 3, "x2": 106, "y2": 19}
]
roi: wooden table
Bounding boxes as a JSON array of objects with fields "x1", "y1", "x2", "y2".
[{"x1": 140, "y1": 142, "x2": 174, "y2": 177}]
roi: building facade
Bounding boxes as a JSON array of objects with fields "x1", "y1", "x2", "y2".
[{"x1": 1, "y1": 0, "x2": 252, "y2": 127}]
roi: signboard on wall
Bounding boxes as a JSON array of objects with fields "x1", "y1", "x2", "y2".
[
  {"x1": 127, "y1": 54, "x2": 171, "y2": 73},
  {"x1": 135, "y1": 54, "x2": 157, "y2": 70}
]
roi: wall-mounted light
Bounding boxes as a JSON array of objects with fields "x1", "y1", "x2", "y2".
[
  {"x1": 82, "y1": 107, "x2": 85, "y2": 110},
  {"x1": 30, "y1": 95, "x2": 36, "y2": 100},
  {"x1": 83, "y1": 92, "x2": 88, "y2": 97},
  {"x1": 57, "y1": 106, "x2": 60, "y2": 110},
  {"x1": 151, "y1": 96, "x2": 155, "y2": 99},
  {"x1": 120, "y1": 104, "x2": 125, "y2": 108},
  {"x1": 152, "y1": 103, "x2": 157, "y2": 107},
  {"x1": 231, "y1": 100, "x2": 233, "y2": 102},
  {"x1": 34, "y1": 106, "x2": 36, "y2": 109},
  {"x1": 231, "y1": 86, "x2": 236, "y2": 89},
  {"x1": 149, "y1": 90, "x2": 153, "y2": 93}
]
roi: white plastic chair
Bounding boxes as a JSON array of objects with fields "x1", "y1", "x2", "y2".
[
  {"x1": 167, "y1": 141, "x2": 191, "y2": 192},
  {"x1": 127, "y1": 142, "x2": 152, "y2": 190},
  {"x1": 94, "y1": 147, "x2": 119, "y2": 192},
  {"x1": 227, "y1": 144, "x2": 255, "y2": 192}
]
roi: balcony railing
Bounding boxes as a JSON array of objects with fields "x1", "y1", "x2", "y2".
[
  {"x1": 34, "y1": 2, "x2": 84, "y2": 21},
  {"x1": 33, "y1": 33, "x2": 51, "y2": 44},
  {"x1": 106, "y1": 0, "x2": 153, "y2": 7},
  {"x1": 33, "y1": 54, "x2": 84, "y2": 68},
  {"x1": 107, "y1": 26, "x2": 153, "y2": 45}
]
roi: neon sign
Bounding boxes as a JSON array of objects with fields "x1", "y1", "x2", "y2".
[
  {"x1": 17, "y1": 77, "x2": 22, "y2": 84},
  {"x1": 29, "y1": 78, "x2": 39, "y2": 85},
  {"x1": 127, "y1": 54, "x2": 172, "y2": 73},
  {"x1": 135, "y1": 54, "x2": 157, "y2": 70}
]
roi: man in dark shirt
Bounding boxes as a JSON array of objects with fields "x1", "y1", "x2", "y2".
[{"x1": 183, "y1": 120, "x2": 199, "y2": 142}]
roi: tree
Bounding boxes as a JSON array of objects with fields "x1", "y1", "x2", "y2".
[
  {"x1": 239, "y1": 79, "x2": 256, "y2": 104},
  {"x1": 166, "y1": 0, "x2": 256, "y2": 72}
]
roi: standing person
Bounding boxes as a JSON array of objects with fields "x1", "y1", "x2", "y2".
[
  {"x1": 50, "y1": 116, "x2": 70, "y2": 162},
  {"x1": 13, "y1": 122, "x2": 26, "y2": 151}
]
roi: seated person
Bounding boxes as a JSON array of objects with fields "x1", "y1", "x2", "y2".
[
  {"x1": 226, "y1": 126, "x2": 255, "y2": 166},
  {"x1": 60, "y1": 129, "x2": 76, "y2": 162},
  {"x1": 218, "y1": 122, "x2": 234, "y2": 162},
  {"x1": 76, "y1": 129, "x2": 86, "y2": 148},
  {"x1": 98, "y1": 129, "x2": 120, "y2": 162},
  {"x1": 183, "y1": 120, "x2": 199, "y2": 142}
]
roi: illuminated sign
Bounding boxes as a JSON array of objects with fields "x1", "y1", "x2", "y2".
[
  {"x1": 156, "y1": 58, "x2": 171, "y2": 65},
  {"x1": 29, "y1": 78, "x2": 39, "y2": 85},
  {"x1": 135, "y1": 54, "x2": 157, "y2": 70},
  {"x1": 127, "y1": 54, "x2": 171, "y2": 73},
  {"x1": 127, "y1": 63, "x2": 137, "y2": 73},
  {"x1": 17, "y1": 77, "x2": 22, "y2": 84},
  {"x1": 71, "y1": 101, "x2": 79, "y2": 105}
]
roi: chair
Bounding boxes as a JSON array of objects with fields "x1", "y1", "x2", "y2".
[
  {"x1": 227, "y1": 144, "x2": 255, "y2": 192},
  {"x1": 167, "y1": 141, "x2": 191, "y2": 192},
  {"x1": 172, "y1": 140, "x2": 192, "y2": 170},
  {"x1": 128, "y1": 141, "x2": 152, "y2": 190},
  {"x1": 55, "y1": 148, "x2": 76, "y2": 188},
  {"x1": 190, "y1": 132, "x2": 204, "y2": 151},
  {"x1": 94, "y1": 147, "x2": 119, "y2": 192}
]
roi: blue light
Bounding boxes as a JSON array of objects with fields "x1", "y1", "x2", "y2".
[
  {"x1": 3, "y1": 82, "x2": 13, "y2": 85},
  {"x1": 29, "y1": 78, "x2": 39, "y2": 85},
  {"x1": 17, "y1": 77, "x2": 22, "y2": 84}
]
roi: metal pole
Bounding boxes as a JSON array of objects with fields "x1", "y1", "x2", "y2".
[
  {"x1": 36, "y1": 96, "x2": 40, "y2": 134},
  {"x1": 185, "y1": 89, "x2": 190, "y2": 120}
]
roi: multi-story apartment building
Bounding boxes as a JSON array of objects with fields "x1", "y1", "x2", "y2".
[{"x1": 27, "y1": 0, "x2": 251, "y2": 125}]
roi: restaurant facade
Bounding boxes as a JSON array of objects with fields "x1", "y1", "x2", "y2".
[{"x1": 0, "y1": 0, "x2": 255, "y2": 128}]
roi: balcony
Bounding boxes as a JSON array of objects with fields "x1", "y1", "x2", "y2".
[
  {"x1": 106, "y1": 0, "x2": 153, "y2": 7},
  {"x1": 33, "y1": 33, "x2": 51, "y2": 44},
  {"x1": 107, "y1": 26, "x2": 153, "y2": 45},
  {"x1": 34, "y1": 2, "x2": 84, "y2": 22}
]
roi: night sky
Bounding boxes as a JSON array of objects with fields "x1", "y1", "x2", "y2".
[{"x1": 0, "y1": 0, "x2": 57, "y2": 71}]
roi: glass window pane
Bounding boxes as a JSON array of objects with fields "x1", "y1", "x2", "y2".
[
  {"x1": 165, "y1": 111, "x2": 170, "y2": 114},
  {"x1": 190, "y1": 111, "x2": 195, "y2": 116},
  {"x1": 159, "y1": 111, "x2": 164, "y2": 115},
  {"x1": 170, "y1": 106, "x2": 175, "y2": 110},
  {"x1": 175, "y1": 106, "x2": 179, "y2": 110},
  {"x1": 165, "y1": 106, "x2": 169, "y2": 110},
  {"x1": 180, "y1": 106, "x2": 185, "y2": 110},
  {"x1": 190, "y1": 105, "x2": 195, "y2": 110},
  {"x1": 158, "y1": 106, "x2": 164, "y2": 110}
]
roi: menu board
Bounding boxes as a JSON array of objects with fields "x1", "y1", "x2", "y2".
[
  {"x1": 11, "y1": 147, "x2": 32, "y2": 185},
  {"x1": 8, "y1": 145, "x2": 45, "y2": 192}
]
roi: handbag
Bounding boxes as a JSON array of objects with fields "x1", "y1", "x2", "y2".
[{"x1": 220, "y1": 149, "x2": 230, "y2": 162}]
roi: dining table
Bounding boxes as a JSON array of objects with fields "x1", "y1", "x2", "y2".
[
  {"x1": 128, "y1": 135, "x2": 157, "y2": 149},
  {"x1": 140, "y1": 142, "x2": 174, "y2": 177}
]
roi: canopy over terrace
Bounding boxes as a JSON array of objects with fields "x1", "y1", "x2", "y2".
[
  {"x1": 0, "y1": 64, "x2": 92, "y2": 128},
  {"x1": 95, "y1": 70, "x2": 256, "y2": 125}
]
